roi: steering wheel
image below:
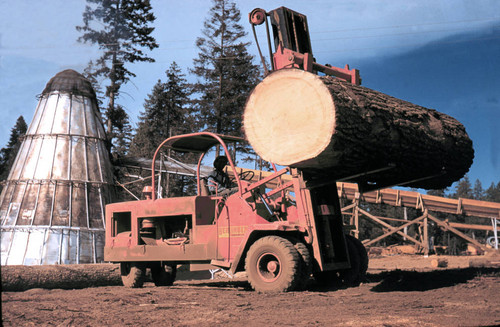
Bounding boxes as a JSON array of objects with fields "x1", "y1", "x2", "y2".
[{"x1": 238, "y1": 170, "x2": 255, "y2": 181}]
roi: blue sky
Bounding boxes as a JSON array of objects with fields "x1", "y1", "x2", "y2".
[{"x1": 0, "y1": 0, "x2": 499, "y2": 190}]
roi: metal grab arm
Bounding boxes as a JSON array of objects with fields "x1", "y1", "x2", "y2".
[
  {"x1": 256, "y1": 190, "x2": 275, "y2": 217},
  {"x1": 249, "y1": 6, "x2": 361, "y2": 85}
]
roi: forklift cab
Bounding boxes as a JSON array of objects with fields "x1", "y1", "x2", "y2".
[
  {"x1": 151, "y1": 132, "x2": 246, "y2": 199},
  {"x1": 106, "y1": 133, "x2": 257, "y2": 266}
]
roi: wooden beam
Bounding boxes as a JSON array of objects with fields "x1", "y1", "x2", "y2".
[
  {"x1": 423, "y1": 210, "x2": 429, "y2": 256},
  {"x1": 358, "y1": 207, "x2": 424, "y2": 247},
  {"x1": 337, "y1": 182, "x2": 500, "y2": 219},
  {"x1": 427, "y1": 213, "x2": 486, "y2": 251},
  {"x1": 448, "y1": 222, "x2": 495, "y2": 231},
  {"x1": 340, "y1": 203, "x2": 357, "y2": 212}
]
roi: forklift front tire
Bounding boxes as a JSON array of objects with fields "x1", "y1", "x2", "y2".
[
  {"x1": 245, "y1": 236, "x2": 301, "y2": 292},
  {"x1": 120, "y1": 262, "x2": 145, "y2": 288},
  {"x1": 293, "y1": 241, "x2": 312, "y2": 290}
]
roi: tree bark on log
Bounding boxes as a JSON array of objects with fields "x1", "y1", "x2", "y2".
[
  {"x1": 1, "y1": 264, "x2": 121, "y2": 291},
  {"x1": 243, "y1": 69, "x2": 473, "y2": 189}
]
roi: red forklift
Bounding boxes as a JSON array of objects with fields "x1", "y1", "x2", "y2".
[
  {"x1": 104, "y1": 7, "x2": 367, "y2": 292},
  {"x1": 105, "y1": 132, "x2": 367, "y2": 292}
]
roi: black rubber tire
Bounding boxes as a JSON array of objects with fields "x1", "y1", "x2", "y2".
[
  {"x1": 293, "y1": 241, "x2": 312, "y2": 290},
  {"x1": 120, "y1": 262, "x2": 145, "y2": 288},
  {"x1": 151, "y1": 262, "x2": 177, "y2": 286},
  {"x1": 313, "y1": 236, "x2": 368, "y2": 289},
  {"x1": 245, "y1": 236, "x2": 301, "y2": 292},
  {"x1": 339, "y1": 235, "x2": 362, "y2": 286},
  {"x1": 346, "y1": 235, "x2": 368, "y2": 281}
]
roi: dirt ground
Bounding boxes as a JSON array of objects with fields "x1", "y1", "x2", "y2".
[{"x1": 2, "y1": 254, "x2": 500, "y2": 327}]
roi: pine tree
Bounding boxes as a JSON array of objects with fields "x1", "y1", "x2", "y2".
[
  {"x1": 0, "y1": 116, "x2": 27, "y2": 189},
  {"x1": 82, "y1": 59, "x2": 106, "y2": 107},
  {"x1": 110, "y1": 104, "x2": 133, "y2": 157},
  {"x1": 163, "y1": 62, "x2": 195, "y2": 136},
  {"x1": 426, "y1": 188, "x2": 447, "y2": 197},
  {"x1": 472, "y1": 179, "x2": 484, "y2": 200},
  {"x1": 127, "y1": 62, "x2": 194, "y2": 198},
  {"x1": 76, "y1": 0, "x2": 159, "y2": 146},
  {"x1": 129, "y1": 62, "x2": 192, "y2": 158},
  {"x1": 191, "y1": 0, "x2": 260, "y2": 137},
  {"x1": 129, "y1": 79, "x2": 166, "y2": 158},
  {"x1": 485, "y1": 182, "x2": 500, "y2": 202},
  {"x1": 452, "y1": 175, "x2": 473, "y2": 199}
]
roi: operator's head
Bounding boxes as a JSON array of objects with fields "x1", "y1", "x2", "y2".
[{"x1": 214, "y1": 156, "x2": 228, "y2": 171}]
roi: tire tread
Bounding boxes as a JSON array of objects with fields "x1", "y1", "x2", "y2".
[{"x1": 245, "y1": 236, "x2": 301, "y2": 292}]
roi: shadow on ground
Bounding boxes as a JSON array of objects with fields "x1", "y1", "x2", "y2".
[
  {"x1": 182, "y1": 279, "x2": 252, "y2": 290},
  {"x1": 3, "y1": 264, "x2": 498, "y2": 293},
  {"x1": 183, "y1": 267, "x2": 500, "y2": 293},
  {"x1": 368, "y1": 267, "x2": 499, "y2": 292}
]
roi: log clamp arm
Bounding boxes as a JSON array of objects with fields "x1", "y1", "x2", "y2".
[{"x1": 249, "y1": 7, "x2": 361, "y2": 85}]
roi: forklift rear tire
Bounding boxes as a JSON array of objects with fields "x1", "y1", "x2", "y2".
[
  {"x1": 313, "y1": 236, "x2": 367, "y2": 288},
  {"x1": 345, "y1": 235, "x2": 368, "y2": 281},
  {"x1": 339, "y1": 235, "x2": 362, "y2": 286},
  {"x1": 120, "y1": 262, "x2": 145, "y2": 288},
  {"x1": 246, "y1": 236, "x2": 301, "y2": 292},
  {"x1": 151, "y1": 262, "x2": 177, "y2": 286}
]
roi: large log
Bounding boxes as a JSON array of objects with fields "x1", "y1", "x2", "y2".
[
  {"x1": 1, "y1": 264, "x2": 121, "y2": 291},
  {"x1": 243, "y1": 69, "x2": 474, "y2": 189}
]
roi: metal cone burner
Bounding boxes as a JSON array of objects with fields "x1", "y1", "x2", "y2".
[{"x1": 0, "y1": 70, "x2": 114, "y2": 265}]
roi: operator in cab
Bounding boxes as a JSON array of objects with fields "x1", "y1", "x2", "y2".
[{"x1": 208, "y1": 156, "x2": 235, "y2": 196}]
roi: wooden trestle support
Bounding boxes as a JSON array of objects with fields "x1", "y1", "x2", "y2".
[{"x1": 337, "y1": 182, "x2": 500, "y2": 255}]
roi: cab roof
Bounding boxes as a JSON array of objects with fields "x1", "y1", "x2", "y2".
[{"x1": 161, "y1": 132, "x2": 245, "y2": 153}]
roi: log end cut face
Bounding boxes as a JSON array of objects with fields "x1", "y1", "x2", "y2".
[{"x1": 244, "y1": 69, "x2": 336, "y2": 166}]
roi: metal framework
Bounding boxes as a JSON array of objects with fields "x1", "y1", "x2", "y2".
[{"x1": 114, "y1": 155, "x2": 213, "y2": 199}]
